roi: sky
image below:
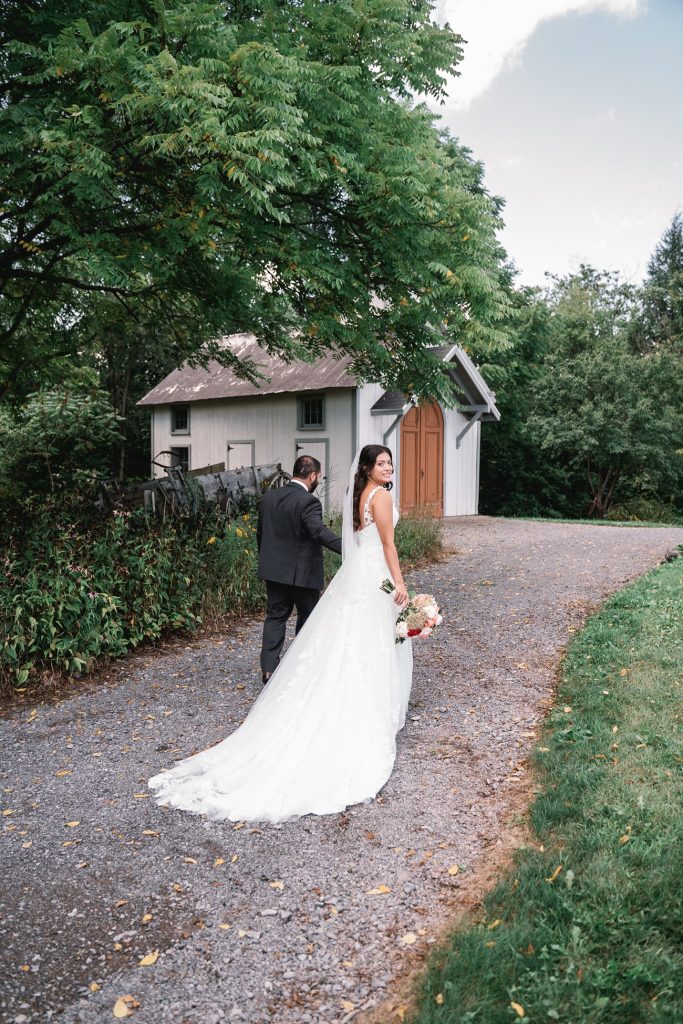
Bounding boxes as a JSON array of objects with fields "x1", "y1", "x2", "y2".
[{"x1": 432, "y1": 0, "x2": 683, "y2": 286}]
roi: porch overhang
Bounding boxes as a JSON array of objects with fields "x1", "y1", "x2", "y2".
[{"x1": 369, "y1": 344, "x2": 500, "y2": 448}]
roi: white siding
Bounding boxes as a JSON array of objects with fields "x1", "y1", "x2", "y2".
[
  {"x1": 355, "y1": 383, "x2": 405, "y2": 500},
  {"x1": 151, "y1": 390, "x2": 355, "y2": 513},
  {"x1": 443, "y1": 408, "x2": 480, "y2": 516},
  {"x1": 149, "y1": 386, "x2": 483, "y2": 517}
]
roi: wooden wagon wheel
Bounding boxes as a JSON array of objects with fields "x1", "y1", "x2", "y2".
[{"x1": 266, "y1": 470, "x2": 291, "y2": 489}]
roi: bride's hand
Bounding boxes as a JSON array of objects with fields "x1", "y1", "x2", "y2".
[{"x1": 393, "y1": 582, "x2": 409, "y2": 608}]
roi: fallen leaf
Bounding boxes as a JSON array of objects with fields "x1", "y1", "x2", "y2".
[
  {"x1": 89, "y1": 981, "x2": 101, "y2": 992},
  {"x1": 563, "y1": 707, "x2": 572, "y2": 714},
  {"x1": 141, "y1": 913, "x2": 152, "y2": 924},
  {"x1": 341, "y1": 960, "x2": 354, "y2": 967},
  {"x1": 395, "y1": 1007, "x2": 407, "y2": 1021},
  {"x1": 113, "y1": 995, "x2": 140, "y2": 1018},
  {"x1": 19, "y1": 964, "x2": 30, "y2": 971},
  {"x1": 269, "y1": 879, "x2": 284, "y2": 890},
  {"x1": 3, "y1": 809, "x2": 16, "y2": 816},
  {"x1": 114, "y1": 900, "x2": 129, "y2": 908},
  {"x1": 183, "y1": 857, "x2": 198, "y2": 864},
  {"x1": 487, "y1": 919, "x2": 501, "y2": 930},
  {"x1": 538, "y1": 746, "x2": 550, "y2": 752},
  {"x1": 233, "y1": 822, "x2": 246, "y2": 830},
  {"x1": 546, "y1": 865, "x2": 563, "y2": 884},
  {"x1": 447, "y1": 864, "x2": 459, "y2": 876},
  {"x1": 340, "y1": 1000, "x2": 355, "y2": 1012},
  {"x1": 65, "y1": 821, "x2": 80, "y2": 827},
  {"x1": 231, "y1": 854, "x2": 238, "y2": 863},
  {"x1": 366, "y1": 885, "x2": 391, "y2": 895},
  {"x1": 435, "y1": 993, "x2": 445, "y2": 1005},
  {"x1": 510, "y1": 1002, "x2": 525, "y2": 1018},
  {"x1": 484, "y1": 941, "x2": 496, "y2": 948},
  {"x1": 22, "y1": 840, "x2": 32, "y2": 849},
  {"x1": 214, "y1": 858, "x2": 225, "y2": 867},
  {"x1": 619, "y1": 833, "x2": 631, "y2": 845},
  {"x1": 172, "y1": 883, "x2": 182, "y2": 893},
  {"x1": 400, "y1": 932, "x2": 418, "y2": 945},
  {"x1": 55, "y1": 770, "x2": 72, "y2": 777},
  {"x1": 141, "y1": 830, "x2": 159, "y2": 837},
  {"x1": 218, "y1": 923, "x2": 231, "y2": 930},
  {"x1": 138, "y1": 950, "x2": 159, "y2": 967}
]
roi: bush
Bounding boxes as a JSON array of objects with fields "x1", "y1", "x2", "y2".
[
  {"x1": 0, "y1": 507, "x2": 262, "y2": 689},
  {"x1": 605, "y1": 497, "x2": 683, "y2": 525},
  {"x1": 1, "y1": 505, "x2": 442, "y2": 690},
  {"x1": 0, "y1": 380, "x2": 123, "y2": 506}
]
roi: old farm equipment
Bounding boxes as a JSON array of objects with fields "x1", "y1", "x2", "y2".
[{"x1": 98, "y1": 456, "x2": 290, "y2": 518}]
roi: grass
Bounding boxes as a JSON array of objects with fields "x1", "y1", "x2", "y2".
[{"x1": 412, "y1": 557, "x2": 683, "y2": 1024}]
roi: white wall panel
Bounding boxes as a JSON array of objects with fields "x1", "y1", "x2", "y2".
[{"x1": 149, "y1": 390, "x2": 354, "y2": 514}]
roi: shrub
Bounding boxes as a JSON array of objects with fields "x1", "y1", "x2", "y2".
[{"x1": 1, "y1": 505, "x2": 442, "y2": 691}]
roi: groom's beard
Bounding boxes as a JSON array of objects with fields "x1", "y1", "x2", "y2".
[{"x1": 308, "y1": 479, "x2": 318, "y2": 492}]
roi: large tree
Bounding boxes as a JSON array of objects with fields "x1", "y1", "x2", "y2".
[
  {"x1": 0, "y1": 0, "x2": 511, "y2": 412},
  {"x1": 525, "y1": 268, "x2": 682, "y2": 518},
  {"x1": 633, "y1": 211, "x2": 683, "y2": 355}
]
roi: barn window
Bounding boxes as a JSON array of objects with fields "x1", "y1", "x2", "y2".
[
  {"x1": 297, "y1": 394, "x2": 325, "y2": 430},
  {"x1": 170, "y1": 446, "x2": 190, "y2": 473},
  {"x1": 171, "y1": 405, "x2": 190, "y2": 434}
]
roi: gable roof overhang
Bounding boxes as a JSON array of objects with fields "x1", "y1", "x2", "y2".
[{"x1": 369, "y1": 344, "x2": 500, "y2": 447}]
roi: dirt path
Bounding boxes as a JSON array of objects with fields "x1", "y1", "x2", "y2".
[{"x1": 1, "y1": 519, "x2": 681, "y2": 1024}]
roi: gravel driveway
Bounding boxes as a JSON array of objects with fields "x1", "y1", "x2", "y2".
[{"x1": 2, "y1": 518, "x2": 682, "y2": 1024}]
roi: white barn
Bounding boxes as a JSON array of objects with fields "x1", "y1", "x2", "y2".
[{"x1": 137, "y1": 335, "x2": 500, "y2": 517}]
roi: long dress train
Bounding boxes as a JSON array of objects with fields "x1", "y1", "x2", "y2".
[{"x1": 148, "y1": 500, "x2": 412, "y2": 824}]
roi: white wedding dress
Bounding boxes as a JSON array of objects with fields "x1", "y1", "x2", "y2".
[{"x1": 148, "y1": 485, "x2": 413, "y2": 823}]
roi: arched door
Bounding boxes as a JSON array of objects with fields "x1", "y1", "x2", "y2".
[{"x1": 400, "y1": 402, "x2": 444, "y2": 516}]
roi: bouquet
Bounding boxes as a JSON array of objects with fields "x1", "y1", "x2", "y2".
[{"x1": 380, "y1": 579, "x2": 442, "y2": 644}]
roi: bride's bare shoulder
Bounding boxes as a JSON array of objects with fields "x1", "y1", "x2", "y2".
[{"x1": 370, "y1": 487, "x2": 392, "y2": 508}]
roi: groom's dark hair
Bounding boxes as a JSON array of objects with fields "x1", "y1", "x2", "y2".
[{"x1": 293, "y1": 455, "x2": 321, "y2": 479}]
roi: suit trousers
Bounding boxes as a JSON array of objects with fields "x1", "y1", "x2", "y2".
[{"x1": 260, "y1": 580, "x2": 320, "y2": 674}]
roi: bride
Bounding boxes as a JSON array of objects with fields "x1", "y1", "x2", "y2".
[{"x1": 148, "y1": 444, "x2": 413, "y2": 823}]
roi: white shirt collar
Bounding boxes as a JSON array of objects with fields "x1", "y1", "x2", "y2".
[{"x1": 291, "y1": 478, "x2": 309, "y2": 491}]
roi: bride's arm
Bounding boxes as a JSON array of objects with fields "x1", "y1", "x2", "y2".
[{"x1": 372, "y1": 490, "x2": 409, "y2": 607}]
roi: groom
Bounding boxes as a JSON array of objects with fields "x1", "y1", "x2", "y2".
[{"x1": 257, "y1": 454, "x2": 342, "y2": 685}]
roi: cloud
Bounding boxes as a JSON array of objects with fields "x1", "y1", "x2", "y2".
[{"x1": 435, "y1": 0, "x2": 646, "y2": 108}]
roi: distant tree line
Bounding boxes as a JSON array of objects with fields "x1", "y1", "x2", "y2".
[{"x1": 478, "y1": 213, "x2": 683, "y2": 521}]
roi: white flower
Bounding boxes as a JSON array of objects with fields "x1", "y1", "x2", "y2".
[
  {"x1": 420, "y1": 627, "x2": 432, "y2": 637},
  {"x1": 424, "y1": 603, "x2": 437, "y2": 619},
  {"x1": 396, "y1": 620, "x2": 409, "y2": 638},
  {"x1": 435, "y1": 613, "x2": 442, "y2": 625}
]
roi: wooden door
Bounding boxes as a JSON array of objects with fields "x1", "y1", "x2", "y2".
[
  {"x1": 226, "y1": 440, "x2": 255, "y2": 469},
  {"x1": 400, "y1": 402, "x2": 444, "y2": 516}
]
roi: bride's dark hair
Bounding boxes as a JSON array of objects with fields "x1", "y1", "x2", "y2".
[{"x1": 353, "y1": 444, "x2": 393, "y2": 531}]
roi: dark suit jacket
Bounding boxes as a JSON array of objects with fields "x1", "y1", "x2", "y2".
[{"x1": 257, "y1": 482, "x2": 342, "y2": 589}]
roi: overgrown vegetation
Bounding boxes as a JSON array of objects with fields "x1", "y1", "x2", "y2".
[
  {"x1": 413, "y1": 555, "x2": 683, "y2": 1023},
  {"x1": 479, "y1": 218, "x2": 683, "y2": 521},
  {"x1": 0, "y1": 506, "x2": 442, "y2": 691}
]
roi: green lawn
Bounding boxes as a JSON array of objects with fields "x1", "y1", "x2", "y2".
[{"x1": 412, "y1": 557, "x2": 683, "y2": 1024}]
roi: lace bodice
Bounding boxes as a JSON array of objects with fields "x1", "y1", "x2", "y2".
[{"x1": 363, "y1": 486, "x2": 383, "y2": 527}]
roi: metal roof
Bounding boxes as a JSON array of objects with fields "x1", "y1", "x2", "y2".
[
  {"x1": 137, "y1": 334, "x2": 356, "y2": 406},
  {"x1": 137, "y1": 334, "x2": 499, "y2": 423}
]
